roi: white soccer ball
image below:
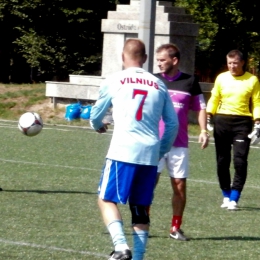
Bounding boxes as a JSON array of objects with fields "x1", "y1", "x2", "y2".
[{"x1": 18, "y1": 112, "x2": 43, "y2": 137}]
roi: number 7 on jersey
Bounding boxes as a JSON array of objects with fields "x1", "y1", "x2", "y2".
[{"x1": 132, "y1": 89, "x2": 148, "y2": 121}]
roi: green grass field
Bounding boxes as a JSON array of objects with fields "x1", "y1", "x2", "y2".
[
  {"x1": 0, "y1": 84, "x2": 47, "y2": 119},
  {"x1": 1, "y1": 119, "x2": 260, "y2": 259}
]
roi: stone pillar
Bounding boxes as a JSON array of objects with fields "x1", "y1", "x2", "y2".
[{"x1": 101, "y1": 0, "x2": 199, "y2": 77}]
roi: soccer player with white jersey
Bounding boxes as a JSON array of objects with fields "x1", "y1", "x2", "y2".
[
  {"x1": 90, "y1": 39, "x2": 179, "y2": 260},
  {"x1": 153, "y1": 43, "x2": 209, "y2": 241}
]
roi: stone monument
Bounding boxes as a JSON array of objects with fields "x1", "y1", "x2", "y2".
[
  {"x1": 101, "y1": 0, "x2": 199, "y2": 76},
  {"x1": 46, "y1": 0, "x2": 212, "y2": 109}
]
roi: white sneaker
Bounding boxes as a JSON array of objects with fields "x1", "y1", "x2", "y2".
[
  {"x1": 220, "y1": 198, "x2": 230, "y2": 208},
  {"x1": 227, "y1": 200, "x2": 238, "y2": 210}
]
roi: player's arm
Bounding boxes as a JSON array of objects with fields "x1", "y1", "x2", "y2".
[
  {"x1": 206, "y1": 77, "x2": 222, "y2": 132},
  {"x1": 190, "y1": 85, "x2": 209, "y2": 149},
  {"x1": 206, "y1": 77, "x2": 221, "y2": 116},
  {"x1": 249, "y1": 78, "x2": 260, "y2": 139},
  {"x1": 198, "y1": 109, "x2": 209, "y2": 149},
  {"x1": 251, "y1": 78, "x2": 260, "y2": 121},
  {"x1": 90, "y1": 83, "x2": 112, "y2": 133}
]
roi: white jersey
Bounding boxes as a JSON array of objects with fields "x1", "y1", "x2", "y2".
[{"x1": 90, "y1": 67, "x2": 179, "y2": 166}]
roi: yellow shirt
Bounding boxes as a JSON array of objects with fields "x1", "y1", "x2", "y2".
[{"x1": 206, "y1": 71, "x2": 260, "y2": 119}]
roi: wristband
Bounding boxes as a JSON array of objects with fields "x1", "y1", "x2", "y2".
[{"x1": 201, "y1": 129, "x2": 210, "y2": 137}]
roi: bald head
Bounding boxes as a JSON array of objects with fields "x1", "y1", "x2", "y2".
[{"x1": 122, "y1": 39, "x2": 147, "y2": 68}]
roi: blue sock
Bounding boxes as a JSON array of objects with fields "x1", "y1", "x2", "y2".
[
  {"x1": 230, "y1": 189, "x2": 241, "y2": 202},
  {"x1": 107, "y1": 220, "x2": 129, "y2": 251},
  {"x1": 132, "y1": 230, "x2": 148, "y2": 260},
  {"x1": 222, "y1": 189, "x2": 231, "y2": 198}
]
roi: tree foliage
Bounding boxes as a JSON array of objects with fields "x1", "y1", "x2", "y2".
[
  {"x1": 1, "y1": 0, "x2": 260, "y2": 83},
  {"x1": 173, "y1": 0, "x2": 260, "y2": 81},
  {"x1": 0, "y1": 0, "x2": 124, "y2": 82}
]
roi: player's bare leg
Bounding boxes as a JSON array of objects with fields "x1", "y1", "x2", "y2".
[
  {"x1": 98, "y1": 198, "x2": 122, "y2": 225},
  {"x1": 171, "y1": 178, "x2": 186, "y2": 216},
  {"x1": 169, "y1": 178, "x2": 189, "y2": 241}
]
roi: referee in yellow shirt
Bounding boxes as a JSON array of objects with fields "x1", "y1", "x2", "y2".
[{"x1": 206, "y1": 49, "x2": 260, "y2": 210}]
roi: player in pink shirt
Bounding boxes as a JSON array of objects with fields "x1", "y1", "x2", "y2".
[{"x1": 153, "y1": 43, "x2": 209, "y2": 241}]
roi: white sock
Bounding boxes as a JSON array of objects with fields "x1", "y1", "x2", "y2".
[{"x1": 107, "y1": 220, "x2": 129, "y2": 251}]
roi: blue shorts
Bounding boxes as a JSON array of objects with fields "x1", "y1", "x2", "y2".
[{"x1": 98, "y1": 159, "x2": 157, "y2": 205}]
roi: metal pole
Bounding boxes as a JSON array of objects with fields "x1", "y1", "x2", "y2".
[{"x1": 138, "y1": 0, "x2": 156, "y2": 72}]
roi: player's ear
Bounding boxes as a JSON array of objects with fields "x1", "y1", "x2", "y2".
[
  {"x1": 143, "y1": 54, "x2": 147, "y2": 64},
  {"x1": 173, "y1": 56, "x2": 179, "y2": 66},
  {"x1": 122, "y1": 52, "x2": 125, "y2": 62}
]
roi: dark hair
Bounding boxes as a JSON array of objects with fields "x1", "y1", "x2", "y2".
[
  {"x1": 226, "y1": 50, "x2": 244, "y2": 61},
  {"x1": 156, "y1": 43, "x2": 180, "y2": 60}
]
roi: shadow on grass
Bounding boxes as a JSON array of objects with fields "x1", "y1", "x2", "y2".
[
  {"x1": 102, "y1": 231, "x2": 260, "y2": 240},
  {"x1": 218, "y1": 207, "x2": 260, "y2": 211},
  {"x1": 193, "y1": 236, "x2": 260, "y2": 241},
  {"x1": 1, "y1": 189, "x2": 97, "y2": 194},
  {"x1": 238, "y1": 207, "x2": 260, "y2": 211}
]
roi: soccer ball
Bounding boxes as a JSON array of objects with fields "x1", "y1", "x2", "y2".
[{"x1": 18, "y1": 112, "x2": 43, "y2": 137}]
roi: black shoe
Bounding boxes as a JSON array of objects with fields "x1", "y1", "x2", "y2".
[
  {"x1": 0, "y1": 187, "x2": 2, "y2": 191},
  {"x1": 108, "y1": 249, "x2": 132, "y2": 260},
  {"x1": 170, "y1": 228, "x2": 190, "y2": 241}
]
